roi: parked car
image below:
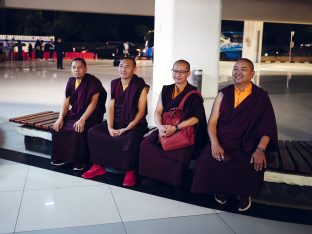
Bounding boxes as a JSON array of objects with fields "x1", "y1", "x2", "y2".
[{"x1": 95, "y1": 41, "x2": 139, "y2": 59}]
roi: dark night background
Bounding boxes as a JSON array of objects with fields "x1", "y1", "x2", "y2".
[
  {"x1": 0, "y1": 9, "x2": 154, "y2": 44},
  {"x1": 1, "y1": 9, "x2": 312, "y2": 52},
  {"x1": 221, "y1": 20, "x2": 312, "y2": 46}
]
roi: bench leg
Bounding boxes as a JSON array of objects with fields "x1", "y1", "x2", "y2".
[{"x1": 25, "y1": 136, "x2": 52, "y2": 156}]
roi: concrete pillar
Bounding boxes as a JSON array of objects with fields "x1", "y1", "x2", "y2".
[
  {"x1": 153, "y1": 0, "x2": 222, "y2": 100},
  {"x1": 242, "y1": 20, "x2": 264, "y2": 63}
]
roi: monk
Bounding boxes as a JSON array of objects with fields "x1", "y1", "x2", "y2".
[
  {"x1": 51, "y1": 58, "x2": 107, "y2": 170},
  {"x1": 139, "y1": 59, "x2": 208, "y2": 189},
  {"x1": 191, "y1": 58, "x2": 278, "y2": 212},
  {"x1": 82, "y1": 57, "x2": 149, "y2": 187}
]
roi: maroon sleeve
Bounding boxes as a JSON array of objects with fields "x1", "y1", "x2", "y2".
[
  {"x1": 111, "y1": 79, "x2": 118, "y2": 100},
  {"x1": 65, "y1": 77, "x2": 75, "y2": 98}
]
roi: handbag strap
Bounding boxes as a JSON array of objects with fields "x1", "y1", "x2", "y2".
[{"x1": 178, "y1": 89, "x2": 202, "y2": 109}]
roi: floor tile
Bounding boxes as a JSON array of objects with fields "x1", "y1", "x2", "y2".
[
  {"x1": 124, "y1": 214, "x2": 234, "y2": 234},
  {"x1": 110, "y1": 185, "x2": 216, "y2": 222},
  {"x1": 0, "y1": 191, "x2": 23, "y2": 234},
  {"x1": 219, "y1": 212, "x2": 312, "y2": 234},
  {"x1": 0, "y1": 158, "x2": 18, "y2": 165},
  {"x1": 0, "y1": 164, "x2": 28, "y2": 191},
  {"x1": 15, "y1": 185, "x2": 121, "y2": 232},
  {"x1": 15, "y1": 223, "x2": 126, "y2": 234},
  {"x1": 24, "y1": 166, "x2": 102, "y2": 190}
]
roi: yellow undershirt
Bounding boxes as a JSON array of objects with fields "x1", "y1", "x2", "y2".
[
  {"x1": 172, "y1": 82, "x2": 188, "y2": 99},
  {"x1": 234, "y1": 83, "x2": 252, "y2": 108},
  {"x1": 75, "y1": 79, "x2": 81, "y2": 89},
  {"x1": 122, "y1": 83, "x2": 128, "y2": 91}
]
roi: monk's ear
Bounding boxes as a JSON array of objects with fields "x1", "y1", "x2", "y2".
[{"x1": 250, "y1": 70, "x2": 255, "y2": 79}]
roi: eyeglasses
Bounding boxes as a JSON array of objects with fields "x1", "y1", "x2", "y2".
[{"x1": 171, "y1": 69, "x2": 189, "y2": 75}]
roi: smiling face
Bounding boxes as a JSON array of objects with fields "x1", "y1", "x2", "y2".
[
  {"x1": 172, "y1": 62, "x2": 190, "y2": 86},
  {"x1": 71, "y1": 60, "x2": 87, "y2": 80},
  {"x1": 118, "y1": 58, "x2": 136, "y2": 80},
  {"x1": 232, "y1": 60, "x2": 255, "y2": 87}
]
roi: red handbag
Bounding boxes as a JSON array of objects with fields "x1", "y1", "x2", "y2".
[{"x1": 160, "y1": 90, "x2": 201, "y2": 151}]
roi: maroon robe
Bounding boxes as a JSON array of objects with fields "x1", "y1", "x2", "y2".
[
  {"x1": 191, "y1": 84, "x2": 278, "y2": 196},
  {"x1": 52, "y1": 73, "x2": 107, "y2": 164},
  {"x1": 139, "y1": 83, "x2": 208, "y2": 186},
  {"x1": 88, "y1": 75, "x2": 149, "y2": 171}
]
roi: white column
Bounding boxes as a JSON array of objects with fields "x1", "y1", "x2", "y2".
[
  {"x1": 153, "y1": 0, "x2": 222, "y2": 99},
  {"x1": 242, "y1": 20, "x2": 264, "y2": 63}
]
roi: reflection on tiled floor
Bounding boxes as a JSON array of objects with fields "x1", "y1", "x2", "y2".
[
  {"x1": 1, "y1": 60, "x2": 312, "y2": 233},
  {"x1": 1, "y1": 156, "x2": 312, "y2": 234}
]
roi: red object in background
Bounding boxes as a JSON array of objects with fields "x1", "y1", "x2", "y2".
[
  {"x1": 65, "y1": 52, "x2": 95, "y2": 60},
  {"x1": 13, "y1": 51, "x2": 95, "y2": 60}
]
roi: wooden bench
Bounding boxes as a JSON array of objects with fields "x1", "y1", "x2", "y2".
[
  {"x1": 9, "y1": 111, "x2": 156, "y2": 156},
  {"x1": 9, "y1": 111, "x2": 59, "y2": 131},
  {"x1": 9, "y1": 111, "x2": 59, "y2": 154},
  {"x1": 265, "y1": 140, "x2": 312, "y2": 186},
  {"x1": 9, "y1": 112, "x2": 312, "y2": 182},
  {"x1": 8, "y1": 112, "x2": 312, "y2": 210}
]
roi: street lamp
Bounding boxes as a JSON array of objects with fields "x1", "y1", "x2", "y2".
[{"x1": 289, "y1": 31, "x2": 295, "y2": 63}]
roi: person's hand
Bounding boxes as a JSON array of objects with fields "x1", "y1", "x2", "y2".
[
  {"x1": 108, "y1": 127, "x2": 120, "y2": 137},
  {"x1": 164, "y1": 125, "x2": 176, "y2": 137},
  {"x1": 211, "y1": 143, "x2": 225, "y2": 161},
  {"x1": 53, "y1": 118, "x2": 64, "y2": 132},
  {"x1": 117, "y1": 128, "x2": 127, "y2": 136},
  {"x1": 159, "y1": 125, "x2": 176, "y2": 138},
  {"x1": 73, "y1": 118, "x2": 85, "y2": 133},
  {"x1": 158, "y1": 124, "x2": 168, "y2": 137},
  {"x1": 250, "y1": 149, "x2": 266, "y2": 171}
]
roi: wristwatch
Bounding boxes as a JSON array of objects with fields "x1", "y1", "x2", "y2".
[
  {"x1": 175, "y1": 125, "x2": 180, "y2": 133},
  {"x1": 256, "y1": 146, "x2": 265, "y2": 153}
]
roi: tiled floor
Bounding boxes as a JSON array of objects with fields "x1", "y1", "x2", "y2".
[
  {"x1": 0, "y1": 60, "x2": 312, "y2": 233},
  {"x1": 1, "y1": 158, "x2": 312, "y2": 234}
]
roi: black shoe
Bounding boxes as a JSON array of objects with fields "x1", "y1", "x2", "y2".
[
  {"x1": 73, "y1": 164, "x2": 84, "y2": 171},
  {"x1": 51, "y1": 160, "x2": 67, "y2": 166},
  {"x1": 214, "y1": 194, "x2": 227, "y2": 205},
  {"x1": 238, "y1": 196, "x2": 251, "y2": 212}
]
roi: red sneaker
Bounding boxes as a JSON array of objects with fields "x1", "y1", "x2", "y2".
[
  {"x1": 123, "y1": 170, "x2": 136, "y2": 187},
  {"x1": 82, "y1": 164, "x2": 106, "y2": 179}
]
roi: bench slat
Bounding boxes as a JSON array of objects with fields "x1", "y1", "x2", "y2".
[
  {"x1": 10, "y1": 111, "x2": 60, "y2": 132},
  {"x1": 304, "y1": 141, "x2": 312, "y2": 149},
  {"x1": 293, "y1": 141, "x2": 312, "y2": 169},
  {"x1": 33, "y1": 119, "x2": 58, "y2": 129},
  {"x1": 9, "y1": 111, "x2": 53, "y2": 123},
  {"x1": 285, "y1": 141, "x2": 311, "y2": 174},
  {"x1": 278, "y1": 141, "x2": 295, "y2": 172},
  {"x1": 299, "y1": 141, "x2": 312, "y2": 154},
  {"x1": 24, "y1": 113, "x2": 60, "y2": 125},
  {"x1": 267, "y1": 150, "x2": 280, "y2": 169},
  {"x1": 14, "y1": 112, "x2": 58, "y2": 124},
  {"x1": 41, "y1": 122, "x2": 56, "y2": 130}
]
